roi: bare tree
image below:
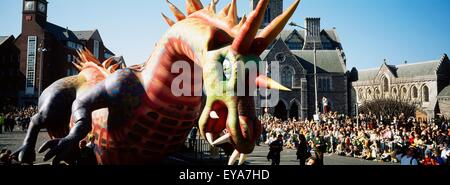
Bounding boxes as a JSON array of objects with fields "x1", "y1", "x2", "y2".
[{"x1": 359, "y1": 98, "x2": 417, "y2": 119}]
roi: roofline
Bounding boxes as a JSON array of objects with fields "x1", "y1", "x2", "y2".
[
  {"x1": 357, "y1": 59, "x2": 441, "y2": 71},
  {"x1": 395, "y1": 60, "x2": 439, "y2": 67},
  {"x1": 0, "y1": 35, "x2": 15, "y2": 46}
]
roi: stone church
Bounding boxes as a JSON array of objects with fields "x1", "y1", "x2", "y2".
[
  {"x1": 253, "y1": 0, "x2": 350, "y2": 120},
  {"x1": 352, "y1": 54, "x2": 450, "y2": 120}
]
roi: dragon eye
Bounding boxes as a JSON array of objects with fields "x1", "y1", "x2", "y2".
[{"x1": 223, "y1": 58, "x2": 232, "y2": 80}]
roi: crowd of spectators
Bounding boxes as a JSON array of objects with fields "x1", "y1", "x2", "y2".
[{"x1": 0, "y1": 105, "x2": 37, "y2": 133}]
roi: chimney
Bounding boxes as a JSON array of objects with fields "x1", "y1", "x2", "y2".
[
  {"x1": 303, "y1": 17, "x2": 322, "y2": 50},
  {"x1": 305, "y1": 18, "x2": 321, "y2": 38}
]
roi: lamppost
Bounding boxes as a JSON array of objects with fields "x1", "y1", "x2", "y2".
[
  {"x1": 37, "y1": 44, "x2": 47, "y2": 97},
  {"x1": 289, "y1": 21, "x2": 319, "y2": 117}
]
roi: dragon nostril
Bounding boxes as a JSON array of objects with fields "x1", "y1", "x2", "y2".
[{"x1": 222, "y1": 58, "x2": 232, "y2": 80}]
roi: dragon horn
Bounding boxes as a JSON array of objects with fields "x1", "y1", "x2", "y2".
[
  {"x1": 227, "y1": 0, "x2": 238, "y2": 25},
  {"x1": 166, "y1": 0, "x2": 186, "y2": 21},
  {"x1": 186, "y1": 0, "x2": 203, "y2": 15},
  {"x1": 255, "y1": 75, "x2": 291, "y2": 91},
  {"x1": 231, "y1": 0, "x2": 269, "y2": 54},
  {"x1": 252, "y1": 0, "x2": 301, "y2": 55},
  {"x1": 161, "y1": 13, "x2": 175, "y2": 26}
]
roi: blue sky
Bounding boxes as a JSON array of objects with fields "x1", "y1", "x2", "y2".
[{"x1": 1, "y1": 0, "x2": 449, "y2": 69}]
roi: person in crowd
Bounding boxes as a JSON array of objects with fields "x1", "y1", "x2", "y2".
[
  {"x1": 188, "y1": 126, "x2": 198, "y2": 151},
  {"x1": 397, "y1": 146, "x2": 419, "y2": 165},
  {"x1": 268, "y1": 134, "x2": 284, "y2": 165},
  {"x1": 86, "y1": 134, "x2": 102, "y2": 156},
  {"x1": 296, "y1": 134, "x2": 309, "y2": 165},
  {"x1": 0, "y1": 113, "x2": 4, "y2": 134},
  {"x1": 75, "y1": 140, "x2": 97, "y2": 165},
  {"x1": 421, "y1": 152, "x2": 437, "y2": 165}
]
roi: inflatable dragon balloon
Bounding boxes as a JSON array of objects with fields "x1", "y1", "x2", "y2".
[{"x1": 13, "y1": 0, "x2": 300, "y2": 165}]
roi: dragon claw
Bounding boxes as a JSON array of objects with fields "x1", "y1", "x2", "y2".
[
  {"x1": 39, "y1": 137, "x2": 78, "y2": 165},
  {"x1": 11, "y1": 145, "x2": 36, "y2": 165}
]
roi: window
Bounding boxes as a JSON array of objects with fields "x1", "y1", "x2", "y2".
[
  {"x1": 287, "y1": 42, "x2": 302, "y2": 50},
  {"x1": 423, "y1": 85, "x2": 429, "y2": 102},
  {"x1": 67, "y1": 54, "x2": 75, "y2": 63},
  {"x1": 358, "y1": 89, "x2": 363, "y2": 101},
  {"x1": 281, "y1": 67, "x2": 293, "y2": 88},
  {"x1": 411, "y1": 86, "x2": 418, "y2": 99},
  {"x1": 93, "y1": 40, "x2": 100, "y2": 59},
  {"x1": 367, "y1": 89, "x2": 372, "y2": 99},
  {"x1": 383, "y1": 76, "x2": 389, "y2": 92},
  {"x1": 66, "y1": 67, "x2": 78, "y2": 76},
  {"x1": 375, "y1": 88, "x2": 381, "y2": 98},
  {"x1": 104, "y1": 52, "x2": 113, "y2": 59},
  {"x1": 392, "y1": 88, "x2": 398, "y2": 98},
  {"x1": 67, "y1": 41, "x2": 83, "y2": 50},
  {"x1": 318, "y1": 76, "x2": 332, "y2": 91},
  {"x1": 25, "y1": 36, "x2": 37, "y2": 95},
  {"x1": 263, "y1": 7, "x2": 271, "y2": 25}
]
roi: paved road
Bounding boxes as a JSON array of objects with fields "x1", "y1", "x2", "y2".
[
  {"x1": 0, "y1": 131, "x2": 398, "y2": 165},
  {"x1": 247, "y1": 145, "x2": 397, "y2": 165},
  {"x1": 0, "y1": 130, "x2": 50, "y2": 164}
]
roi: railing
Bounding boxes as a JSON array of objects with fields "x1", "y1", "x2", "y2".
[{"x1": 184, "y1": 137, "x2": 228, "y2": 161}]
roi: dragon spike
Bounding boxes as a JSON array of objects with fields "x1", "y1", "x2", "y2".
[
  {"x1": 102, "y1": 57, "x2": 114, "y2": 69},
  {"x1": 219, "y1": 3, "x2": 231, "y2": 17},
  {"x1": 252, "y1": 0, "x2": 301, "y2": 55},
  {"x1": 255, "y1": 75, "x2": 291, "y2": 91},
  {"x1": 76, "y1": 50, "x2": 83, "y2": 62},
  {"x1": 232, "y1": 14, "x2": 246, "y2": 32},
  {"x1": 231, "y1": 0, "x2": 269, "y2": 54},
  {"x1": 161, "y1": 13, "x2": 175, "y2": 26},
  {"x1": 107, "y1": 63, "x2": 120, "y2": 73},
  {"x1": 186, "y1": 0, "x2": 196, "y2": 15},
  {"x1": 84, "y1": 48, "x2": 101, "y2": 65},
  {"x1": 186, "y1": 0, "x2": 203, "y2": 15},
  {"x1": 227, "y1": 0, "x2": 238, "y2": 25},
  {"x1": 166, "y1": 0, "x2": 186, "y2": 21},
  {"x1": 72, "y1": 62, "x2": 83, "y2": 71}
]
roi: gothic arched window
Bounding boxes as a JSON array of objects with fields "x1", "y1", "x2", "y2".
[
  {"x1": 412, "y1": 86, "x2": 418, "y2": 99},
  {"x1": 281, "y1": 67, "x2": 293, "y2": 88},
  {"x1": 402, "y1": 87, "x2": 408, "y2": 99},
  {"x1": 383, "y1": 76, "x2": 389, "y2": 92},
  {"x1": 392, "y1": 88, "x2": 398, "y2": 98},
  {"x1": 423, "y1": 85, "x2": 430, "y2": 102}
]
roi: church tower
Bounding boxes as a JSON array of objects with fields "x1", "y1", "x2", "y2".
[
  {"x1": 19, "y1": 0, "x2": 48, "y2": 96},
  {"x1": 22, "y1": 0, "x2": 48, "y2": 30},
  {"x1": 250, "y1": 0, "x2": 283, "y2": 28}
]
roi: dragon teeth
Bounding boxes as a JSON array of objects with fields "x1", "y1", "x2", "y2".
[
  {"x1": 239, "y1": 154, "x2": 248, "y2": 165},
  {"x1": 212, "y1": 133, "x2": 231, "y2": 146},
  {"x1": 228, "y1": 149, "x2": 240, "y2": 165},
  {"x1": 205, "y1": 132, "x2": 214, "y2": 145}
]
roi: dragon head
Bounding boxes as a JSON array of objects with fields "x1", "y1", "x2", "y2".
[{"x1": 162, "y1": 0, "x2": 300, "y2": 164}]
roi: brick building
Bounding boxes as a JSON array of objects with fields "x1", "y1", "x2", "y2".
[
  {"x1": 0, "y1": 36, "x2": 21, "y2": 107},
  {"x1": 13, "y1": 0, "x2": 122, "y2": 105}
]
